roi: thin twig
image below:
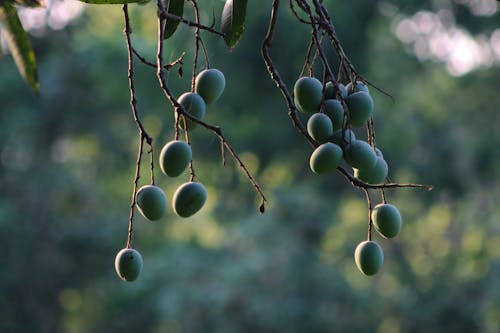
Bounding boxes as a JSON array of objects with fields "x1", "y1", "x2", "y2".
[
  {"x1": 190, "y1": 0, "x2": 210, "y2": 91},
  {"x1": 127, "y1": 136, "x2": 144, "y2": 249},
  {"x1": 261, "y1": 0, "x2": 315, "y2": 147},
  {"x1": 363, "y1": 188, "x2": 373, "y2": 241}
]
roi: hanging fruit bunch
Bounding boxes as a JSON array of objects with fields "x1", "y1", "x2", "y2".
[{"x1": 0, "y1": 0, "x2": 431, "y2": 280}]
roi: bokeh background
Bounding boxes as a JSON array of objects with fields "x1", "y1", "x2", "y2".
[{"x1": 0, "y1": 0, "x2": 499, "y2": 332}]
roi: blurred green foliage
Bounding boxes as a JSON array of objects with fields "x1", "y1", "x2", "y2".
[{"x1": 0, "y1": 1, "x2": 499, "y2": 332}]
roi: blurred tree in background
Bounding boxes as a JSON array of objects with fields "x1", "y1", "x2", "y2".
[{"x1": 0, "y1": 0, "x2": 499, "y2": 332}]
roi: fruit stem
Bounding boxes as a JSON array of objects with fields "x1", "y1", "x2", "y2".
[
  {"x1": 363, "y1": 188, "x2": 373, "y2": 241},
  {"x1": 190, "y1": 0, "x2": 210, "y2": 92}
]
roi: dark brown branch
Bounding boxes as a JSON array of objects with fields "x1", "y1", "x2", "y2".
[
  {"x1": 261, "y1": 0, "x2": 315, "y2": 147},
  {"x1": 336, "y1": 165, "x2": 433, "y2": 191},
  {"x1": 124, "y1": 6, "x2": 153, "y2": 147},
  {"x1": 289, "y1": 0, "x2": 312, "y2": 24}
]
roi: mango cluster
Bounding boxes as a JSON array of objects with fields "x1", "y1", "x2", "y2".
[
  {"x1": 115, "y1": 69, "x2": 225, "y2": 282},
  {"x1": 294, "y1": 76, "x2": 404, "y2": 276},
  {"x1": 294, "y1": 77, "x2": 386, "y2": 183}
]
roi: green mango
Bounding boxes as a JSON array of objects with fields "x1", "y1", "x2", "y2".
[
  {"x1": 172, "y1": 182, "x2": 207, "y2": 218},
  {"x1": 323, "y1": 99, "x2": 344, "y2": 131},
  {"x1": 177, "y1": 92, "x2": 206, "y2": 130},
  {"x1": 346, "y1": 80, "x2": 369, "y2": 95},
  {"x1": 354, "y1": 241, "x2": 384, "y2": 276},
  {"x1": 307, "y1": 113, "x2": 333, "y2": 143},
  {"x1": 331, "y1": 129, "x2": 356, "y2": 149},
  {"x1": 372, "y1": 203, "x2": 402, "y2": 239},
  {"x1": 294, "y1": 77, "x2": 323, "y2": 113},
  {"x1": 159, "y1": 140, "x2": 192, "y2": 177},
  {"x1": 309, "y1": 142, "x2": 343, "y2": 174},
  {"x1": 344, "y1": 140, "x2": 377, "y2": 170},
  {"x1": 195, "y1": 69, "x2": 226, "y2": 104},
  {"x1": 345, "y1": 91, "x2": 374, "y2": 128},
  {"x1": 115, "y1": 248, "x2": 143, "y2": 282},
  {"x1": 324, "y1": 81, "x2": 347, "y2": 99},
  {"x1": 354, "y1": 156, "x2": 388, "y2": 184},
  {"x1": 136, "y1": 185, "x2": 168, "y2": 221}
]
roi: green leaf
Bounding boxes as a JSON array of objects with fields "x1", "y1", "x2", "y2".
[
  {"x1": 220, "y1": 0, "x2": 247, "y2": 48},
  {"x1": 76, "y1": 0, "x2": 150, "y2": 4},
  {"x1": 14, "y1": 0, "x2": 46, "y2": 8},
  {"x1": 163, "y1": 0, "x2": 184, "y2": 39},
  {"x1": 0, "y1": 2, "x2": 39, "y2": 92}
]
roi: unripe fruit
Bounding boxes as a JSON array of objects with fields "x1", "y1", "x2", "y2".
[
  {"x1": 307, "y1": 113, "x2": 333, "y2": 143},
  {"x1": 172, "y1": 181, "x2": 207, "y2": 218},
  {"x1": 354, "y1": 157, "x2": 388, "y2": 184},
  {"x1": 323, "y1": 99, "x2": 344, "y2": 131},
  {"x1": 136, "y1": 185, "x2": 168, "y2": 221},
  {"x1": 194, "y1": 69, "x2": 226, "y2": 104},
  {"x1": 177, "y1": 92, "x2": 206, "y2": 130},
  {"x1": 372, "y1": 203, "x2": 402, "y2": 239},
  {"x1": 331, "y1": 129, "x2": 356, "y2": 149},
  {"x1": 159, "y1": 140, "x2": 192, "y2": 177},
  {"x1": 294, "y1": 77, "x2": 323, "y2": 113},
  {"x1": 324, "y1": 81, "x2": 348, "y2": 99},
  {"x1": 115, "y1": 248, "x2": 143, "y2": 282},
  {"x1": 344, "y1": 140, "x2": 377, "y2": 170},
  {"x1": 346, "y1": 80, "x2": 369, "y2": 95},
  {"x1": 354, "y1": 241, "x2": 384, "y2": 276},
  {"x1": 309, "y1": 142, "x2": 343, "y2": 174},
  {"x1": 345, "y1": 92, "x2": 374, "y2": 128},
  {"x1": 374, "y1": 147, "x2": 383, "y2": 158},
  {"x1": 294, "y1": 95, "x2": 305, "y2": 113}
]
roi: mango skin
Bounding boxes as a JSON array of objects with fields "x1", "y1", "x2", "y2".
[
  {"x1": 323, "y1": 99, "x2": 344, "y2": 131},
  {"x1": 307, "y1": 113, "x2": 333, "y2": 143},
  {"x1": 372, "y1": 203, "x2": 402, "y2": 239},
  {"x1": 344, "y1": 140, "x2": 377, "y2": 170},
  {"x1": 345, "y1": 91, "x2": 374, "y2": 128},
  {"x1": 346, "y1": 80, "x2": 369, "y2": 95},
  {"x1": 331, "y1": 129, "x2": 356, "y2": 149},
  {"x1": 115, "y1": 248, "x2": 143, "y2": 282},
  {"x1": 177, "y1": 92, "x2": 206, "y2": 130},
  {"x1": 324, "y1": 81, "x2": 348, "y2": 100},
  {"x1": 195, "y1": 69, "x2": 226, "y2": 104},
  {"x1": 294, "y1": 77, "x2": 323, "y2": 113},
  {"x1": 309, "y1": 142, "x2": 343, "y2": 174},
  {"x1": 354, "y1": 241, "x2": 384, "y2": 276},
  {"x1": 136, "y1": 185, "x2": 168, "y2": 221},
  {"x1": 159, "y1": 140, "x2": 192, "y2": 177},
  {"x1": 354, "y1": 157, "x2": 388, "y2": 184},
  {"x1": 172, "y1": 182, "x2": 207, "y2": 218}
]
